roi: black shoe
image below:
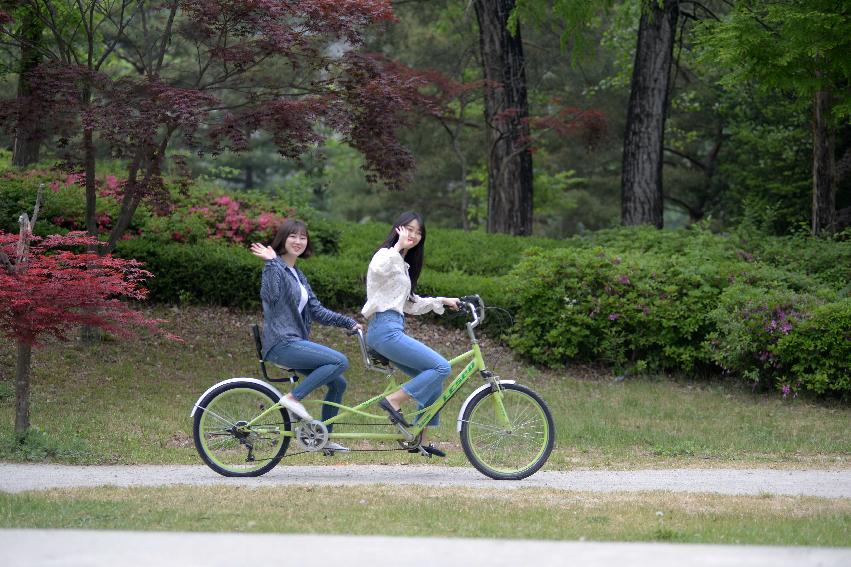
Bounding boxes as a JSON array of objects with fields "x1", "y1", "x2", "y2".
[
  {"x1": 378, "y1": 398, "x2": 411, "y2": 427},
  {"x1": 408, "y1": 443, "x2": 446, "y2": 458}
]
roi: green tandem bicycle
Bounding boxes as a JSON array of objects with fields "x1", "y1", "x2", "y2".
[{"x1": 190, "y1": 295, "x2": 555, "y2": 480}]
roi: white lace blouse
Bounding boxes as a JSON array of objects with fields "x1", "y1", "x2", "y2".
[{"x1": 361, "y1": 247, "x2": 445, "y2": 320}]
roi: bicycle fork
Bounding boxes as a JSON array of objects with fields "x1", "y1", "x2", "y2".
[{"x1": 481, "y1": 371, "x2": 512, "y2": 429}]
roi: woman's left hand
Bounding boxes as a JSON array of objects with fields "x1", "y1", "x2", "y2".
[{"x1": 442, "y1": 297, "x2": 461, "y2": 310}]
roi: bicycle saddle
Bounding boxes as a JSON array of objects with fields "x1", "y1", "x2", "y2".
[{"x1": 367, "y1": 348, "x2": 391, "y2": 367}]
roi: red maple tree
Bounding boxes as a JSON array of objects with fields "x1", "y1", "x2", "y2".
[{"x1": 1, "y1": 188, "x2": 174, "y2": 438}]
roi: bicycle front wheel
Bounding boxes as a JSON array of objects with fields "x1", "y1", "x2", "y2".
[
  {"x1": 193, "y1": 382, "x2": 291, "y2": 477},
  {"x1": 460, "y1": 383, "x2": 554, "y2": 480}
]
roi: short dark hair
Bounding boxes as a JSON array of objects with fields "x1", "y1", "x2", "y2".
[
  {"x1": 270, "y1": 219, "x2": 313, "y2": 258},
  {"x1": 378, "y1": 211, "x2": 426, "y2": 294}
]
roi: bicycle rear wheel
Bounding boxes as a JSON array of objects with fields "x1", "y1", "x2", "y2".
[
  {"x1": 459, "y1": 383, "x2": 554, "y2": 480},
  {"x1": 193, "y1": 382, "x2": 291, "y2": 477}
]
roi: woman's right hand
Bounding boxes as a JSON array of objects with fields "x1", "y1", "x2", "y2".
[
  {"x1": 394, "y1": 225, "x2": 410, "y2": 251},
  {"x1": 250, "y1": 242, "x2": 277, "y2": 261}
]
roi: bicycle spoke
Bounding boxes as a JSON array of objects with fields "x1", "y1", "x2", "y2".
[
  {"x1": 195, "y1": 386, "x2": 290, "y2": 476},
  {"x1": 461, "y1": 385, "x2": 554, "y2": 480}
]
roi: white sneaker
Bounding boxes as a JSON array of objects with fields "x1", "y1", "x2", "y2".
[
  {"x1": 323, "y1": 441, "x2": 350, "y2": 453},
  {"x1": 280, "y1": 396, "x2": 312, "y2": 421}
]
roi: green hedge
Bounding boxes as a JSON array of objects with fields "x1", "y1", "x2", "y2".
[
  {"x1": 115, "y1": 236, "x2": 520, "y2": 326},
  {"x1": 116, "y1": 239, "x2": 361, "y2": 310},
  {"x1": 336, "y1": 222, "x2": 562, "y2": 277},
  {"x1": 116, "y1": 239, "x2": 262, "y2": 308}
]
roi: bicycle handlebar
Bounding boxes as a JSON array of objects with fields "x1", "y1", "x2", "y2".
[{"x1": 458, "y1": 294, "x2": 485, "y2": 328}]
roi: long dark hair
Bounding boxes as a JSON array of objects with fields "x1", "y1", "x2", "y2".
[
  {"x1": 378, "y1": 211, "x2": 426, "y2": 294},
  {"x1": 270, "y1": 219, "x2": 313, "y2": 258}
]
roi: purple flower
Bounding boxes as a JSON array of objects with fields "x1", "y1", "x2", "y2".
[
  {"x1": 618, "y1": 275, "x2": 631, "y2": 285},
  {"x1": 781, "y1": 384, "x2": 791, "y2": 399},
  {"x1": 608, "y1": 313, "x2": 620, "y2": 321}
]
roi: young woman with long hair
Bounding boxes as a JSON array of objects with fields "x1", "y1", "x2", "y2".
[{"x1": 362, "y1": 211, "x2": 459, "y2": 457}]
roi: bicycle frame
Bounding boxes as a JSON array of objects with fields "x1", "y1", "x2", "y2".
[{"x1": 241, "y1": 297, "x2": 511, "y2": 443}]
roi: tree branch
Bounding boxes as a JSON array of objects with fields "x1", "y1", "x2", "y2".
[
  {"x1": 665, "y1": 195, "x2": 702, "y2": 220},
  {"x1": 154, "y1": 1, "x2": 179, "y2": 76},
  {"x1": 30, "y1": 183, "x2": 44, "y2": 227},
  {"x1": 664, "y1": 146, "x2": 707, "y2": 170},
  {"x1": 95, "y1": 0, "x2": 136, "y2": 71},
  {"x1": 679, "y1": 1, "x2": 721, "y2": 22}
]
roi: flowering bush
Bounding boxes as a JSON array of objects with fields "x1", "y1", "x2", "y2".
[
  {"x1": 705, "y1": 285, "x2": 819, "y2": 390},
  {"x1": 189, "y1": 194, "x2": 286, "y2": 243},
  {"x1": 0, "y1": 169, "x2": 125, "y2": 236},
  {"x1": 136, "y1": 188, "x2": 341, "y2": 253}
]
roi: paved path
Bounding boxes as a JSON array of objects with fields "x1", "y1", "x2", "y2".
[
  {"x1": 1, "y1": 463, "x2": 850, "y2": 497},
  {"x1": 1, "y1": 530, "x2": 849, "y2": 567}
]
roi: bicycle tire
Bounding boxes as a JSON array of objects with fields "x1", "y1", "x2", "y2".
[
  {"x1": 193, "y1": 381, "x2": 291, "y2": 477},
  {"x1": 459, "y1": 382, "x2": 554, "y2": 480}
]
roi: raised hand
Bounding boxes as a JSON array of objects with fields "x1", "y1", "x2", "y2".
[
  {"x1": 394, "y1": 225, "x2": 410, "y2": 251},
  {"x1": 250, "y1": 242, "x2": 277, "y2": 260},
  {"x1": 394, "y1": 226, "x2": 411, "y2": 252}
]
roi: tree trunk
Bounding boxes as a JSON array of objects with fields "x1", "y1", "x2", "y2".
[
  {"x1": 621, "y1": 0, "x2": 679, "y2": 228},
  {"x1": 245, "y1": 165, "x2": 254, "y2": 190},
  {"x1": 12, "y1": 7, "x2": 43, "y2": 168},
  {"x1": 14, "y1": 340, "x2": 32, "y2": 439},
  {"x1": 473, "y1": 0, "x2": 534, "y2": 236},
  {"x1": 81, "y1": 83, "x2": 102, "y2": 343},
  {"x1": 812, "y1": 88, "x2": 835, "y2": 236}
]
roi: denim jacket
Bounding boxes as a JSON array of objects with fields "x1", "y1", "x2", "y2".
[{"x1": 260, "y1": 257, "x2": 356, "y2": 357}]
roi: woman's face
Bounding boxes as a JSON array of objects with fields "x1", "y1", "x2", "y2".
[
  {"x1": 398, "y1": 218, "x2": 423, "y2": 251},
  {"x1": 284, "y1": 231, "x2": 309, "y2": 257}
]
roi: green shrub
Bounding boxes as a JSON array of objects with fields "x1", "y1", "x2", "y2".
[
  {"x1": 507, "y1": 246, "x2": 729, "y2": 372},
  {"x1": 775, "y1": 298, "x2": 851, "y2": 395},
  {"x1": 116, "y1": 238, "x2": 357, "y2": 310},
  {"x1": 705, "y1": 285, "x2": 823, "y2": 389},
  {"x1": 505, "y1": 228, "x2": 836, "y2": 375}
]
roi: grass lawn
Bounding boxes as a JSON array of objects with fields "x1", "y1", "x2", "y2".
[
  {"x1": 1, "y1": 305, "x2": 848, "y2": 469},
  {"x1": 1, "y1": 305, "x2": 849, "y2": 545},
  {"x1": 1, "y1": 486, "x2": 848, "y2": 547}
]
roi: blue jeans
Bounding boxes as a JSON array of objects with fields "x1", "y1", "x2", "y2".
[
  {"x1": 367, "y1": 310, "x2": 451, "y2": 426},
  {"x1": 265, "y1": 340, "x2": 348, "y2": 430}
]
